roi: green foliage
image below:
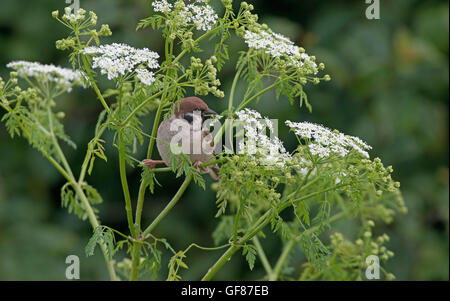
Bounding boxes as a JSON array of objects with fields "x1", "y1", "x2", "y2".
[
  {"x1": 167, "y1": 251, "x2": 188, "y2": 281},
  {"x1": 242, "y1": 244, "x2": 257, "y2": 270},
  {"x1": 61, "y1": 183, "x2": 103, "y2": 220},
  {"x1": 86, "y1": 226, "x2": 116, "y2": 260},
  {"x1": 300, "y1": 224, "x2": 396, "y2": 281},
  {"x1": 170, "y1": 152, "x2": 206, "y2": 189}
]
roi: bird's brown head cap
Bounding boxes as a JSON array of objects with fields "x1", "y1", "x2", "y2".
[{"x1": 172, "y1": 97, "x2": 209, "y2": 117}]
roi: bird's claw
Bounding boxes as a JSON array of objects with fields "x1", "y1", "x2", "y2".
[
  {"x1": 142, "y1": 159, "x2": 164, "y2": 169},
  {"x1": 193, "y1": 160, "x2": 203, "y2": 172},
  {"x1": 193, "y1": 160, "x2": 219, "y2": 181}
]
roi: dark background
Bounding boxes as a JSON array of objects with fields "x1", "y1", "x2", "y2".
[{"x1": 0, "y1": 0, "x2": 448, "y2": 280}]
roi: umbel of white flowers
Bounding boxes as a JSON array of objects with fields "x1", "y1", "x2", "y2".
[
  {"x1": 81, "y1": 43, "x2": 160, "y2": 86},
  {"x1": 244, "y1": 30, "x2": 318, "y2": 74},
  {"x1": 152, "y1": 0, "x2": 218, "y2": 31},
  {"x1": 236, "y1": 108, "x2": 291, "y2": 167},
  {"x1": 285, "y1": 120, "x2": 372, "y2": 158},
  {"x1": 6, "y1": 61, "x2": 85, "y2": 93}
]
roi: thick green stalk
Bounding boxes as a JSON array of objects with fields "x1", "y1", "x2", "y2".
[
  {"x1": 118, "y1": 143, "x2": 136, "y2": 237},
  {"x1": 233, "y1": 202, "x2": 242, "y2": 244},
  {"x1": 135, "y1": 177, "x2": 148, "y2": 234},
  {"x1": 142, "y1": 174, "x2": 193, "y2": 237},
  {"x1": 130, "y1": 242, "x2": 142, "y2": 281}
]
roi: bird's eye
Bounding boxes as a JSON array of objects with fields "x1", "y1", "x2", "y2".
[{"x1": 183, "y1": 112, "x2": 193, "y2": 123}]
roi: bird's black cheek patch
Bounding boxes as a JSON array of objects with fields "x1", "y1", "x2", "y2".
[{"x1": 183, "y1": 112, "x2": 194, "y2": 123}]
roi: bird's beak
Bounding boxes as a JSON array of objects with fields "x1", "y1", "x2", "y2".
[{"x1": 202, "y1": 108, "x2": 217, "y2": 118}]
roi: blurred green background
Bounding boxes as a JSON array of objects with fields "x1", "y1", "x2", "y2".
[{"x1": 0, "y1": 0, "x2": 448, "y2": 280}]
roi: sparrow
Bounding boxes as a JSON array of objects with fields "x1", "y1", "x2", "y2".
[{"x1": 142, "y1": 96, "x2": 220, "y2": 180}]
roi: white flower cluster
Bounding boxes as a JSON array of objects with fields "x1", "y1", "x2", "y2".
[
  {"x1": 244, "y1": 30, "x2": 318, "y2": 73},
  {"x1": 285, "y1": 120, "x2": 372, "y2": 158},
  {"x1": 152, "y1": 0, "x2": 173, "y2": 14},
  {"x1": 81, "y1": 43, "x2": 160, "y2": 85},
  {"x1": 236, "y1": 109, "x2": 291, "y2": 167},
  {"x1": 7, "y1": 60, "x2": 85, "y2": 93},
  {"x1": 135, "y1": 69, "x2": 156, "y2": 86},
  {"x1": 152, "y1": 0, "x2": 218, "y2": 31}
]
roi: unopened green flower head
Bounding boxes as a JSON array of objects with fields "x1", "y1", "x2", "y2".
[{"x1": 98, "y1": 24, "x2": 112, "y2": 36}]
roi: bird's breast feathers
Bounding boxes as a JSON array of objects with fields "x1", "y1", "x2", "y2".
[{"x1": 156, "y1": 116, "x2": 215, "y2": 165}]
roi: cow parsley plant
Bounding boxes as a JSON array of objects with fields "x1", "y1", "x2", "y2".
[{"x1": 0, "y1": 0, "x2": 406, "y2": 281}]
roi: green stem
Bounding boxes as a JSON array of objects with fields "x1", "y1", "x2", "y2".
[
  {"x1": 202, "y1": 245, "x2": 239, "y2": 281},
  {"x1": 130, "y1": 242, "x2": 142, "y2": 281},
  {"x1": 225, "y1": 69, "x2": 241, "y2": 152},
  {"x1": 200, "y1": 158, "x2": 227, "y2": 168},
  {"x1": 269, "y1": 239, "x2": 296, "y2": 281},
  {"x1": 74, "y1": 29, "x2": 110, "y2": 114},
  {"x1": 253, "y1": 236, "x2": 273, "y2": 276},
  {"x1": 237, "y1": 81, "x2": 281, "y2": 111},
  {"x1": 80, "y1": 55, "x2": 110, "y2": 114},
  {"x1": 279, "y1": 183, "x2": 347, "y2": 212},
  {"x1": 233, "y1": 202, "x2": 242, "y2": 244},
  {"x1": 184, "y1": 243, "x2": 231, "y2": 254},
  {"x1": 150, "y1": 167, "x2": 172, "y2": 173},
  {"x1": 134, "y1": 152, "x2": 211, "y2": 234},
  {"x1": 72, "y1": 182, "x2": 119, "y2": 280},
  {"x1": 118, "y1": 139, "x2": 136, "y2": 237},
  {"x1": 142, "y1": 174, "x2": 193, "y2": 238},
  {"x1": 135, "y1": 177, "x2": 148, "y2": 234},
  {"x1": 146, "y1": 100, "x2": 165, "y2": 158},
  {"x1": 228, "y1": 69, "x2": 241, "y2": 112},
  {"x1": 47, "y1": 106, "x2": 74, "y2": 179}
]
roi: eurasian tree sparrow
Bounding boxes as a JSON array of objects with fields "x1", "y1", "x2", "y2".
[{"x1": 142, "y1": 97, "x2": 219, "y2": 180}]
